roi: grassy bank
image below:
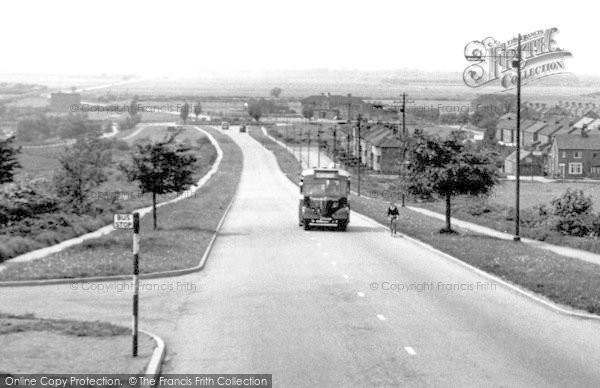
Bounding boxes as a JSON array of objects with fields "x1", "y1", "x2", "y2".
[
  {"x1": 253, "y1": 130, "x2": 600, "y2": 315},
  {"x1": 0, "y1": 126, "x2": 242, "y2": 280},
  {"x1": 249, "y1": 126, "x2": 302, "y2": 182},
  {"x1": 1, "y1": 125, "x2": 217, "y2": 263},
  {"x1": 0, "y1": 313, "x2": 153, "y2": 374}
]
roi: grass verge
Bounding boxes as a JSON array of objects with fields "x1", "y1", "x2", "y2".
[
  {"x1": 0, "y1": 126, "x2": 242, "y2": 280},
  {"x1": 248, "y1": 126, "x2": 302, "y2": 182},
  {"x1": 253, "y1": 130, "x2": 600, "y2": 315},
  {"x1": 0, "y1": 313, "x2": 153, "y2": 374}
]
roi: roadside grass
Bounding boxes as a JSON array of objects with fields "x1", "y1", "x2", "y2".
[
  {"x1": 0, "y1": 313, "x2": 153, "y2": 374},
  {"x1": 0, "y1": 126, "x2": 217, "y2": 264},
  {"x1": 249, "y1": 127, "x2": 302, "y2": 182},
  {"x1": 255, "y1": 130, "x2": 600, "y2": 315},
  {"x1": 0, "y1": 126, "x2": 241, "y2": 280}
]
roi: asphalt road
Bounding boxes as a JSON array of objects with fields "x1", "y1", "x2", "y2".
[{"x1": 2, "y1": 126, "x2": 600, "y2": 386}]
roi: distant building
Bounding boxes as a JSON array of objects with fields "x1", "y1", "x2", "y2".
[
  {"x1": 50, "y1": 92, "x2": 81, "y2": 113},
  {"x1": 548, "y1": 132, "x2": 600, "y2": 178},
  {"x1": 301, "y1": 93, "x2": 395, "y2": 121},
  {"x1": 504, "y1": 150, "x2": 545, "y2": 176}
]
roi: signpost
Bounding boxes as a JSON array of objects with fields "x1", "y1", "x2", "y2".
[{"x1": 113, "y1": 212, "x2": 140, "y2": 357}]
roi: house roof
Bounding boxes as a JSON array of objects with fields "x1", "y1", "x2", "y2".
[
  {"x1": 505, "y1": 150, "x2": 543, "y2": 163},
  {"x1": 554, "y1": 134, "x2": 600, "y2": 150},
  {"x1": 537, "y1": 119, "x2": 570, "y2": 136},
  {"x1": 523, "y1": 121, "x2": 547, "y2": 134}
]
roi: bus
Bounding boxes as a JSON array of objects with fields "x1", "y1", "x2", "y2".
[{"x1": 299, "y1": 168, "x2": 351, "y2": 231}]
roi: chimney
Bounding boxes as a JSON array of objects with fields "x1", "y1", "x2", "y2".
[
  {"x1": 327, "y1": 92, "x2": 331, "y2": 98},
  {"x1": 347, "y1": 93, "x2": 352, "y2": 98},
  {"x1": 582, "y1": 123, "x2": 589, "y2": 137},
  {"x1": 321, "y1": 92, "x2": 325, "y2": 97}
]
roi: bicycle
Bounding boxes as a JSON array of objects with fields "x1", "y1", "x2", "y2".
[{"x1": 388, "y1": 215, "x2": 398, "y2": 236}]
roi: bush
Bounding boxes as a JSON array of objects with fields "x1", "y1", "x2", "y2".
[
  {"x1": 0, "y1": 180, "x2": 59, "y2": 226},
  {"x1": 550, "y1": 189, "x2": 595, "y2": 236}
]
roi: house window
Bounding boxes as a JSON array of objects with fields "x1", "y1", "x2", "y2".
[
  {"x1": 591, "y1": 166, "x2": 600, "y2": 175},
  {"x1": 376, "y1": 155, "x2": 381, "y2": 163},
  {"x1": 573, "y1": 151, "x2": 582, "y2": 159},
  {"x1": 569, "y1": 163, "x2": 583, "y2": 175},
  {"x1": 594, "y1": 153, "x2": 598, "y2": 158},
  {"x1": 561, "y1": 151, "x2": 566, "y2": 158}
]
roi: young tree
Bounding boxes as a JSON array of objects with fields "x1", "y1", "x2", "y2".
[
  {"x1": 180, "y1": 102, "x2": 190, "y2": 124},
  {"x1": 193, "y1": 102, "x2": 202, "y2": 121},
  {"x1": 0, "y1": 136, "x2": 21, "y2": 184},
  {"x1": 53, "y1": 136, "x2": 112, "y2": 214},
  {"x1": 122, "y1": 133, "x2": 198, "y2": 230},
  {"x1": 248, "y1": 100, "x2": 263, "y2": 122},
  {"x1": 405, "y1": 131, "x2": 499, "y2": 232},
  {"x1": 270, "y1": 87, "x2": 282, "y2": 98}
]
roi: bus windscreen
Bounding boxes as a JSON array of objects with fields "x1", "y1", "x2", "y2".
[{"x1": 303, "y1": 179, "x2": 345, "y2": 197}]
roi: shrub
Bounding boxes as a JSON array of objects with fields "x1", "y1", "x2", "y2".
[{"x1": 550, "y1": 189, "x2": 595, "y2": 236}]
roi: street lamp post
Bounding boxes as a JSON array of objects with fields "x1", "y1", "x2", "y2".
[{"x1": 333, "y1": 125, "x2": 337, "y2": 168}]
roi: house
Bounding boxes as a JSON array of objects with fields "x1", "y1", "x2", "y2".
[
  {"x1": 548, "y1": 132, "x2": 600, "y2": 178},
  {"x1": 504, "y1": 150, "x2": 545, "y2": 176},
  {"x1": 301, "y1": 93, "x2": 370, "y2": 121},
  {"x1": 50, "y1": 92, "x2": 81, "y2": 113}
]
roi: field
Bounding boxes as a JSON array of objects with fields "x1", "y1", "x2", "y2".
[{"x1": 489, "y1": 180, "x2": 600, "y2": 209}]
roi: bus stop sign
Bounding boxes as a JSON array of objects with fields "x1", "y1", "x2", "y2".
[{"x1": 114, "y1": 213, "x2": 134, "y2": 229}]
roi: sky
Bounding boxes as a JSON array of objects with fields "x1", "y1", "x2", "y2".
[{"x1": 1, "y1": 0, "x2": 597, "y2": 77}]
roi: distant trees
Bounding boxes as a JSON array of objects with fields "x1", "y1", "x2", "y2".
[
  {"x1": 53, "y1": 136, "x2": 113, "y2": 214},
  {"x1": 405, "y1": 131, "x2": 499, "y2": 232},
  {"x1": 16, "y1": 114, "x2": 102, "y2": 142},
  {"x1": 121, "y1": 133, "x2": 198, "y2": 230},
  {"x1": 270, "y1": 87, "x2": 282, "y2": 98},
  {"x1": 0, "y1": 136, "x2": 21, "y2": 184},
  {"x1": 180, "y1": 102, "x2": 190, "y2": 124},
  {"x1": 193, "y1": 102, "x2": 202, "y2": 121}
]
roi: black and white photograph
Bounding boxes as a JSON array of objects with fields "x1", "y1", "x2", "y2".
[{"x1": 1, "y1": 0, "x2": 600, "y2": 386}]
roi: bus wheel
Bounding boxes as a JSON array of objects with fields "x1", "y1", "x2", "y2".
[
  {"x1": 304, "y1": 221, "x2": 310, "y2": 231},
  {"x1": 338, "y1": 221, "x2": 347, "y2": 231}
]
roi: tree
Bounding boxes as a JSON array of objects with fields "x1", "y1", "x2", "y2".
[
  {"x1": 270, "y1": 87, "x2": 282, "y2": 98},
  {"x1": 302, "y1": 106, "x2": 313, "y2": 120},
  {"x1": 129, "y1": 95, "x2": 140, "y2": 117},
  {"x1": 0, "y1": 136, "x2": 21, "y2": 184},
  {"x1": 248, "y1": 100, "x2": 263, "y2": 122},
  {"x1": 193, "y1": 102, "x2": 202, "y2": 121},
  {"x1": 53, "y1": 136, "x2": 112, "y2": 214},
  {"x1": 122, "y1": 133, "x2": 198, "y2": 230},
  {"x1": 180, "y1": 102, "x2": 190, "y2": 124},
  {"x1": 405, "y1": 131, "x2": 499, "y2": 232}
]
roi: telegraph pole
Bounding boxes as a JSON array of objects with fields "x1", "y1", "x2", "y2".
[
  {"x1": 317, "y1": 129, "x2": 321, "y2": 167},
  {"x1": 513, "y1": 33, "x2": 522, "y2": 242},
  {"x1": 402, "y1": 93, "x2": 406, "y2": 137},
  {"x1": 307, "y1": 131, "x2": 311, "y2": 168},
  {"x1": 357, "y1": 114, "x2": 362, "y2": 196},
  {"x1": 333, "y1": 125, "x2": 337, "y2": 167},
  {"x1": 299, "y1": 127, "x2": 303, "y2": 168}
]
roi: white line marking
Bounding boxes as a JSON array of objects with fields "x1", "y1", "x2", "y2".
[
  {"x1": 357, "y1": 292, "x2": 365, "y2": 297},
  {"x1": 342, "y1": 274, "x2": 349, "y2": 280},
  {"x1": 377, "y1": 314, "x2": 386, "y2": 321},
  {"x1": 331, "y1": 261, "x2": 337, "y2": 266},
  {"x1": 404, "y1": 347, "x2": 416, "y2": 355}
]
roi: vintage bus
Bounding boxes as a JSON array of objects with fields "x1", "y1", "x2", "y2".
[{"x1": 299, "y1": 168, "x2": 351, "y2": 231}]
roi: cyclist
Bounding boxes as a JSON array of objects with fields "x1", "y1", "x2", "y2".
[{"x1": 387, "y1": 202, "x2": 399, "y2": 236}]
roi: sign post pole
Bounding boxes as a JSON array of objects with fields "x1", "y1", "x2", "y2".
[{"x1": 132, "y1": 212, "x2": 140, "y2": 357}]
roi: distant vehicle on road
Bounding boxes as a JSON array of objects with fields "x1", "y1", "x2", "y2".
[
  {"x1": 167, "y1": 125, "x2": 183, "y2": 132},
  {"x1": 221, "y1": 121, "x2": 230, "y2": 130},
  {"x1": 239, "y1": 124, "x2": 247, "y2": 133},
  {"x1": 299, "y1": 168, "x2": 351, "y2": 231}
]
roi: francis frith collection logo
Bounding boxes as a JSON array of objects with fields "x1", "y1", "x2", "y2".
[{"x1": 463, "y1": 28, "x2": 572, "y2": 89}]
